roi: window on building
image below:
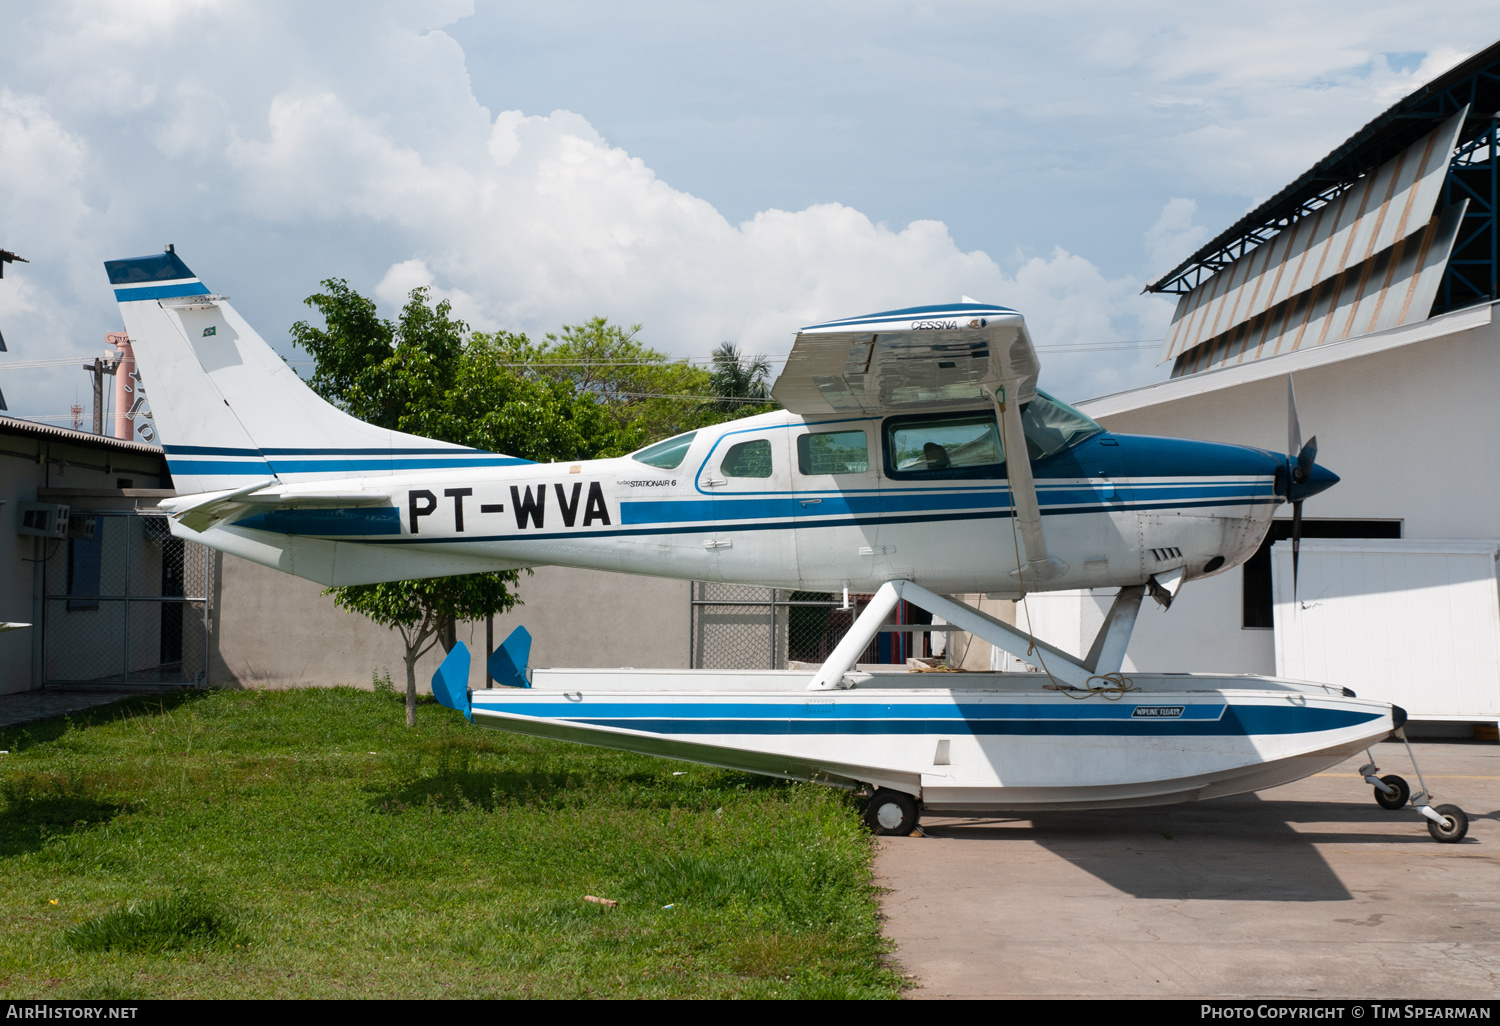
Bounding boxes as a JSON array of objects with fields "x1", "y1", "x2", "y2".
[
  {"x1": 721, "y1": 439, "x2": 773, "y2": 478},
  {"x1": 797, "y1": 430, "x2": 868, "y2": 475},
  {"x1": 1242, "y1": 519, "x2": 1402, "y2": 628},
  {"x1": 67, "y1": 532, "x2": 102, "y2": 612}
]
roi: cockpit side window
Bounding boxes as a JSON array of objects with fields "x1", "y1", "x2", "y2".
[
  {"x1": 884, "y1": 413, "x2": 1005, "y2": 480},
  {"x1": 631, "y1": 431, "x2": 697, "y2": 470},
  {"x1": 882, "y1": 394, "x2": 1101, "y2": 479}
]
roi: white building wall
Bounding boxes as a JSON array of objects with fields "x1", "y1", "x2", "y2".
[
  {"x1": 213, "y1": 556, "x2": 691, "y2": 690},
  {"x1": 1078, "y1": 311, "x2": 1500, "y2": 675}
]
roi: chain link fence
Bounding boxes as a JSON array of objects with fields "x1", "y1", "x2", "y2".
[
  {"x1": 42, "y1": 511, "x2": 211, "y2": 685},
  {"x1": 695, "y1": 583, "x2": 945, "y2": 669}
]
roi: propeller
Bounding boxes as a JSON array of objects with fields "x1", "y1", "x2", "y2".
[{"x1": 1286, "y1": 377, "x2": 1318, "y2": 601}]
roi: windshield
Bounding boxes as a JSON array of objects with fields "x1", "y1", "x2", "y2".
[
  {"x1": 630, "y1": 431, "x2": 696, "y2": 470},
  {"x1": 1021, "y1": 391, "x2": 1102, "y2": 460}
]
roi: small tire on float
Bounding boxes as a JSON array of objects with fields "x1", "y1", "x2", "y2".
[
  {"x1": 864, "y1": 788, "x2": 920, "y2": 836},
  {"x1": 1374, "y1": 774, "x2": 1410, "y2": 810},
  {"x1": 1427, "y1": 804, "x2": 1469, "y2": 844}
]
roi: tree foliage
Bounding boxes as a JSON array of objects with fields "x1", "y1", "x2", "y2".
[
  {"x1": 291, "y1": 279, "x2": 782, "y2": 723},
  {"x1": 293, "y1": 281, "x2": 533, "y2": 724},
  {"x1": 328, "y1": 576, "x2": 518, "y2": 727},
  {"x1": 707, "y1": 341, "x2": 775, "y2": 416}
]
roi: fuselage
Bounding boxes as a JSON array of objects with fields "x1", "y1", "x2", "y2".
[{"x1": 206, "y1": 401, "x2": 1323, "y2": 596}]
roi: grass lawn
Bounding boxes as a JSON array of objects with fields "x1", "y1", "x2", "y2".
[{"x1": 0, "y1": 687, "x2": 900, "y2": 999}]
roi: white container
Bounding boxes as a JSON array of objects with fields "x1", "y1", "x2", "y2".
[{"x1": 1272, "y1": 539, "x2": 1500, "y2": 722}]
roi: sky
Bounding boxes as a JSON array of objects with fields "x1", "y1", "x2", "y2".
[{"x1": 1, "y1": 1, "x2": 1497, "y2": 427}]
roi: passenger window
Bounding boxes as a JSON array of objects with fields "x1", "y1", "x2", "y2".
[
  {"x1": 721, "y1": 439, "x2": 773, "y2": 478},
  {"x1": 797, "y1": 430, "x2": 869, "y2": 475},
  {"x1": 885, "y1": 412, "x2": 1005, "y2": 479}
]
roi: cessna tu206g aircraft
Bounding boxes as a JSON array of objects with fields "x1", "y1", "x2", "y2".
[{"x1": 105, "y1": 247, "x2": 1469, "y2": 843}]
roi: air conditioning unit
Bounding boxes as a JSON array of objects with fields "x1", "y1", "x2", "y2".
[{"x1": 19, "y1": 503, "x2": 69, "y2": 539}]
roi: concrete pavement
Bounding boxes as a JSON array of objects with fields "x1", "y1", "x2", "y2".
[
  {"x1": 877, "y1": 740, "x2": 1500, "y2": 999},
  {"x1": 0, "y1": 688, "x2": 163, "y2": 731}
]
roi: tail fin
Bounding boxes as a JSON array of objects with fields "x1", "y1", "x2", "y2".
[{"x1": 105, "y1": 248, "x2": 527, "y2": 495}]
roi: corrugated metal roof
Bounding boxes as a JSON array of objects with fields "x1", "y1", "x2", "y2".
[
  {"x1": 1148, "y1": 38, "x2": 1500, "y2": 295},
  {"x1": 1160, "y1": 113, "x2": 1465, "y2": 364},
  {"x1": 0, "y1": 415, "x2": 166, "y2": 457},
  {"x1": 1172, "y1": 201, "x2": 1465, "y2": 375}
]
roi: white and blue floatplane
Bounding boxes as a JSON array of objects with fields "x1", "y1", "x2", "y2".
[{"x1": 105, "y1": 248, "x2": 1466, "y2": 842}]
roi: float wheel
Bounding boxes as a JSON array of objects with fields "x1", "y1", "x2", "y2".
[
  {"x1": 1374, "y1": 774, "x2": 1409, "y2": 810},
  {"x1": 864, "y1": 788, "x2": 919, "y2": 836},
  {"x1": 1427, "y1": 804, "x2": 1469, "y2": 844}
]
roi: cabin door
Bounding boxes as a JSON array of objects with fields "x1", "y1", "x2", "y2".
[
  {"x1": 696, "y1": 425, "x2": 797, "y2": 585},
  {"x1": 788, "y1": 420, "x2": 882, "y2": 592}
]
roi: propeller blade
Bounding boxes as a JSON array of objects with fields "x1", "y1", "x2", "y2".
[
  {"x1": 1291, "y1": 499, "x2": 1304, "y2": 603},
  {"x1": 1294, "y1": 435, "x2": 1318, "y2": 485},
  {"x1": 1287, "y1": 376, "x2": 1301, "y2": 457}
]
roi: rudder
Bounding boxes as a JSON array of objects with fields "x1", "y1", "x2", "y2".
[{"x1": 106, "y1": 248, "x2": 529, "y2": 495}]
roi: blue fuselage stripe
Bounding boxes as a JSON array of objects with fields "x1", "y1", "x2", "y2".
[
  {"x1": 168, "y1": 456, "x2": 531, "y2": 474},
  {"x1": 341, "y1": 496, "x2": 1276, "y2": 544},
  {"x1": 232, "y1": 507, "x2": 402, "y2": 536},
  {"x1": 619, "y1": 483, "x2": 1274, "y2": 525}
]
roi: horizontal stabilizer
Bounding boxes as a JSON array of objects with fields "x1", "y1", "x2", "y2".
[{"x1": 162, "y1": 480, "x2": 392, "y2": 533}]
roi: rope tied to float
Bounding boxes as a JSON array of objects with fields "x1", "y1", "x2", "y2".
[{"x1": 1044, "y1": 673, "x2": 1140, "y2": 701}]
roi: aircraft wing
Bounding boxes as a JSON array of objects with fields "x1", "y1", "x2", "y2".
[
  {"x1": 771, "y1": 304, "x2": 1038, "y2": 416},
  {"x1": 160, "y1": 479, "x2": 393, "y2": 533},
  {"x1": 772, "y1": 302, "x2": 1064, "y2": 584}
]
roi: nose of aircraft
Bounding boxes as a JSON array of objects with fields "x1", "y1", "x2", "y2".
[{"x1": 1287, "y1": 459, "x2": 1339, "y2": 502}]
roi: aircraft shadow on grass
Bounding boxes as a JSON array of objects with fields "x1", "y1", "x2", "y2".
[
  {"x1": 0, "y1": 691, "x2": 205, "y2": 752},
  {"x1": 0, "y1": 787, "x2": 128, "y2": 858}
]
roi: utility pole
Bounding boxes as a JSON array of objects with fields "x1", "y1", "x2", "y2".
[
  {"x1": 83, "y1": 355, "x2": 118, "y2": 435},
  {"x1": 0, "y1": 247, "x2": 24, "y2": 411}
]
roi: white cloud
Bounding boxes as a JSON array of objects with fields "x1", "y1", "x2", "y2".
[
  {"x1": 219, "y1": 83, "x2": 1165, "y2": 394},
  {"x1": 1, "y1": 1, "x2": 1493, "y2": 425},
  {"x1": 1144, "y1": 198, "x2": 1210, "y2": 281}
]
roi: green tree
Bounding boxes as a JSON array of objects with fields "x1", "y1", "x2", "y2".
[
  {"x1": 485, "y1": 316, "x2": 722, "y2": 454},
  {"x1": 329, "y1": 577, "x2": 517, "y2": 727},
  {"x1": 706, "y1": 341, "x2": 775, "y2": 416},
  {"x1": 291, "y1": 282, "x2": 779, "y2": 722},
  {"x1": 291, "y1": 281, "x2": 544, "y2": 723}
]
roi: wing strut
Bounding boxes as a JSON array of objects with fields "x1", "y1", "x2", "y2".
[
  {"x1": 807, "y1": 580, "x2": 1145, "y2": 691},
  {"x1": 992, "y1": 388, "x2": 1067, "y2": 587}
]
